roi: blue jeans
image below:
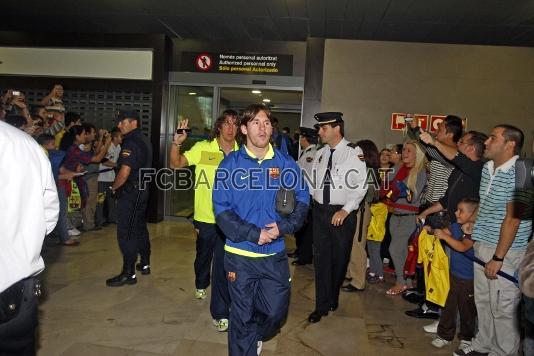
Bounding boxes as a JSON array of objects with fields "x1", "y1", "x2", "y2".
[{"x1": 54, "y1": 185, "x2": 69, "y2": 243}]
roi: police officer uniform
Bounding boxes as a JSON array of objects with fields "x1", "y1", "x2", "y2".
[
  {"x1": 106, "y1": 109, "x2": 152, "y2": 287},
  {"x1": 292, "y1": 127, "x2": 318, "y2": 265},
  {"x1": 308, "y1": 112, "x2": 367, "y2": 323}
]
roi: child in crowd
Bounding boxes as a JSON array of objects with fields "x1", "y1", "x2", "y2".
[{"x1": 425, "y1": 198, "x2": 479, "y2": 351}]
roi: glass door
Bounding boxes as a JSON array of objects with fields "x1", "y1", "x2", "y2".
[
  {"x1": 166, "y1": 85, "x2": 214, "y2": 218},
  {"x1": 165, "y1": 84, "x2": 303, "y2": 219}
]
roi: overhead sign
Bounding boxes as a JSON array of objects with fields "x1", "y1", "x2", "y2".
[
  {"x1": 195, "y1": 53, "x2": 213, "y2": 72},
  {"x1": 181, "y1": 52, "x2": 293, "y2": 76},
  {"x1": 392, "y1": 113, "x2": 467, "y2": 132}
]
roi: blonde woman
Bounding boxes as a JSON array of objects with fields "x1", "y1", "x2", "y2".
[{"x1": 383, "y1": 140, "x2": 427, "y2": 295}]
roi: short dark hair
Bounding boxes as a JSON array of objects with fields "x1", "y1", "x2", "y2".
[
  {"x1": 37, "y1": 134, "x2": 55, "y2": 146},
  {"x1": 466, "y1": 131, "x2": 488, "y2": 159},
  {"x1": 444, "y1": 115, "x2": 463, "y2": 143},
  {"x1": 459, "y1": 197, "x2": 479, "y2": 212},
  {"x1": 330, "y1": 122, "x2": 344, "y2": 137},
  {"x1": 31, "y1": 104, "x2": 46, "y2": 117},
  {"x1": 239, "y1": 104, "x2": 272, "y2": 126},
  {"x1": 65, "y1": 112, "x2": 81, "y2": 127},
  {"x1": 82, "y1": 122, "x2": 96, "y2": 135},
  {"x1": 111, "y1": 127, "x2": 121, "y2": 139},
  {"x1": 282, "y1": 126, "x2": 290, "y2": 134},
  {"x1": 222, "y1": 109, "x2": 238, "y2": 117},
  {"x1": 60, "y1": 125, "x2": 85, "y2": 151},
  {"x1": 5, "y1": 115, "x2": 27, "y2": 129},
  {"x1": 495, "y1": 124, "x2": 524, "y2": 155},
  {"x1": 301, "y1": 134, "x2": 318, "y2": 145}
]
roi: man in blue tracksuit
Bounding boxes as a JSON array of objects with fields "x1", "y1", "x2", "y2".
[{"x1": 213, "y1": 104, "x2": 309, "y2": 356}]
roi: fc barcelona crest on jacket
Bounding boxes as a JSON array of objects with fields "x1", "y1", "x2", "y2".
[{"x1": 269, "y1": 167, "x2": 280, "y2": 179}]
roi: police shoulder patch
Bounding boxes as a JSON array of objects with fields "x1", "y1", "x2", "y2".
[{"x1": 120, "y1": 149, "x2": 132, "y2": 158}]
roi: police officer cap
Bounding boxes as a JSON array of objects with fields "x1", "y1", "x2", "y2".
[
  {"x1": 313, "y1": 112, "x2": 343, "y2": 130},
  {"x1": 299, "y1": 126, "x2": 318, "y2": 138},
  {"x1": 116, "y1": 108, "x2": 140, "y2": 123}
]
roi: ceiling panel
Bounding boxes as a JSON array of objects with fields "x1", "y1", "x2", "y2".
[{"x1": 2, "y1": 1, "x2": 534, "y2": 47}]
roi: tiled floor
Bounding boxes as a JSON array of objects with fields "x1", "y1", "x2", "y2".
[{"x1": 38, "y1": 221, "x2": 457, "y2": 355}]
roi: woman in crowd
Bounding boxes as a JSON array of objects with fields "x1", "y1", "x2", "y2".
[
  {"x1": 389, "y1": 144, "x2": 404, "y2": 166},
  {"x1": 343, "y1": 140, "x2": 380, "y2": 292},
  {"x1": 59, "y1": 125, "x2": 111, "y2": 211},
  {"x1": 383, "y1": 140, "x2": 427, "y2": 295}
]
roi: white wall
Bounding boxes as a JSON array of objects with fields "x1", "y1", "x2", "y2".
[{"x1": 315, "y1": 39, "x2": 534, "y2": 154}]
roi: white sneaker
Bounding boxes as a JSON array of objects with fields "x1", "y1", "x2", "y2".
[
  {"x1": 212, "y1": 318, "x2": 229, "y2": 332},
  {"x1": 68, "y1": 228, "x2": 81, "y2": 237},
  {"x1": 458, "y1": 339, "x2": 472, "y2": 351},
  {"x1": 257, "y1": 341, "x2": 263, "y2": 355},
  {"x1": 431, "y1": 336, "x2": 451, "y2": 348},
  {"x1": 423, "y1": 320, "x2": 439, "y2": 333},
  {"x1": 195, "y1": 289, "x2": 207, "y2": 299}
]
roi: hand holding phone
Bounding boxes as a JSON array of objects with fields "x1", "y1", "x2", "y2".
[{"x1": 173, "y1": 118, "x2": 190, "y2": 146}]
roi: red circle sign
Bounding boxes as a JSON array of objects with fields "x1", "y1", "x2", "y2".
[{"x1": 195, "y1": 53, "x2": 213, "y2": 72}]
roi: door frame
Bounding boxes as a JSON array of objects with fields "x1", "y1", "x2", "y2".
[{"x1": 163, "y1": 74, "x2": 304, "y2": 220}]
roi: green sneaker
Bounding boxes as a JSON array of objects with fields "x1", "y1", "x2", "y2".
[
  {"x1": 212, "y1": 318, "x2": 229, "y2": 332},
  {"x1": 195, "y1": 288, "x2": 207, "y2": 299}
]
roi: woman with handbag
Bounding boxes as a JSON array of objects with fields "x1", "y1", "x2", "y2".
[{"x1": 382, "y1": 140, "x2": 427, "y2": 295}]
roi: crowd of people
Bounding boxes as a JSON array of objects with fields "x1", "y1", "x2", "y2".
[
  {"x1": 1, "y1": 85, "x2": 123, "y2": 247},
  {"x1": 1, "y1": 84, "x2": 533, "y2": 356}
]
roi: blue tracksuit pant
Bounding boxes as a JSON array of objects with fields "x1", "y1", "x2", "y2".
[{"x1": 225, "y1": 251, "x2": 290, "y2": 356}]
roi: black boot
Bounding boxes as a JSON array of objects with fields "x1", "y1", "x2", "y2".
[
  {"x1": 136, "y1": 256, "x2": 151, "y2": 275},
  {"x1": 106, "y1": 265, "x2": 137, "y2": 287},
  {"x1": 135, "y1": 263, "x2": 151, "y2": 275}
]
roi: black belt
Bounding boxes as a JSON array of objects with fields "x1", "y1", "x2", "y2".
[
  {"x1": 392, "y1": 212, "x2": 417, "y2": 216},
  {"x1": 314, "y1": 201, "x2": 343, "y2": 210}
]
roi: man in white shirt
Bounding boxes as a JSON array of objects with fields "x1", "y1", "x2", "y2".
[
  {"x1": 0, "y1": 121, "x2": 59, "y2": 354},
  {"x1": 96, "y1": 129, "x2": 122, "y2": 227},
  {"x1": 308, "y1": 112, "x2": 368, "y2": 323}
]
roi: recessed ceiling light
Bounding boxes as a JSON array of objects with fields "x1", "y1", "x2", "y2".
[
  {"x1": 262, "y1": 98, "x2": 271, "y2": 103},
  {"x1": 252, "y1": 90, "x2": 262, "y2": 94},
  {"x1": 188, "y1": 92, "x2": 197, "y2": 95}
]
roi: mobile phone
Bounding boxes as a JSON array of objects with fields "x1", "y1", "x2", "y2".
[
  {"x1": 176, "y1": 128, "x2": 192, "y2": 134},
  {"x1": 12, "y1": 90, "x2": 20, "y2": 96}
]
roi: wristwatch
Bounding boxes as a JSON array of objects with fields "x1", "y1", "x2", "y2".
[{"x1": 492, "y1": 254, "x2": 504, "y2": 262}]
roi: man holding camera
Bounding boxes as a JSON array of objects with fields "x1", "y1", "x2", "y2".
[
  {"x1": 169, "y1": 110, "x2": 238, "y2": 332},
  {"x1": 106, "y1": 109, "x2": 152, "y2": 287},
  {"x1": 213, "y1": 104, "x2": 309, "y2": 355}
]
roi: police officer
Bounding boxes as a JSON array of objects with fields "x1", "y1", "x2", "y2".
[
  {"x1": 308, "y1": 112, "x2": 367, "y2": 323},
  {"x1": 106, "y1": 108, "x2": 152, "y2": 287},
  {"x1": 290, "y1": 127, "x2": 318, "y2": 265}
]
